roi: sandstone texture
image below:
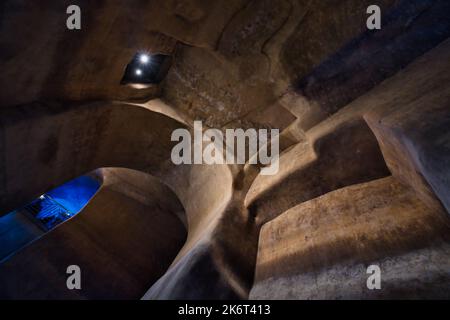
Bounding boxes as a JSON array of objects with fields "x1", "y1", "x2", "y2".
[{"x1": 0, "y1": 0, "x2": 449, "y2": 300}]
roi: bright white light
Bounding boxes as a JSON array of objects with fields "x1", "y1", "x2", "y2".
[
  {"x1": 39, "y1": 195, "x2": 45, "y2": 199},
  {"x1": 135, "y1": 69, "x2": 142, "y2": 76},
  {"x1": 139, "y1": 54, "x2": 150, "y2": 64}
]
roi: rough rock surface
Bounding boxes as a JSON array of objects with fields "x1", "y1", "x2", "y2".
[
  {"x1": 0, "y1": 168, "x2": 187, "y2": 299},
  {"x1": 0, "y1": 1, "x2": 449, "y2": 300},
  {"x1": 250, "y1": 177, "x2": 450, "y2": 299}
]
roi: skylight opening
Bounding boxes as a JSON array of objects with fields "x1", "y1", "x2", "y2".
[{"x1": 121, "y1": 52, "x2": 172, "y2": 86}]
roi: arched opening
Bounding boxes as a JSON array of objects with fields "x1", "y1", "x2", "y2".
[
  {"x1": 0, "y1": 168, "x2": 188, "y2": 299},
  {"x1": 0, "y1": 175, "x2": 100, "y2": 261}
]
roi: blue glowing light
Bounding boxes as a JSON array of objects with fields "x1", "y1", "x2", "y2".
[
  {"x1": 47, "y1": 176, "x2": 99, "y2": 213},
  {"x1": 26, "y1": 175, "x2": 100, "y2": 230},
  {"x1": 0, "y1": 175, "x2": 100, "y2": 259}
]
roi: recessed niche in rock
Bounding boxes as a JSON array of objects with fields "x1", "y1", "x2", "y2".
[{"x1": 121, "y1": 53, "x2": 172, "y2": 86}]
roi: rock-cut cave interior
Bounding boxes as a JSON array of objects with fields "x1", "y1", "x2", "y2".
[{"x1": 0, "y1": 0, "x2": 449, "y2": 301}]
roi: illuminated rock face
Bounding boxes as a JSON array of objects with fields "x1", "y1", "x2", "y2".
[
  {"x1": 251, "y1": 177, "x2": 450, "y2": 299},
  {"x1": 0, "y1": 0, "x2": 450, "y2": 299}
]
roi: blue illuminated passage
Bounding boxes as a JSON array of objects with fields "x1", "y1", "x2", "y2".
[
  {"x1": 25, "y1": 176, "x2": 100, "y2": 230},
  {"x1": 0, "y1": 175, "x2": 100, "y2": 260}
]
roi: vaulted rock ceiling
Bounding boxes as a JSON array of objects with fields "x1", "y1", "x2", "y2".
[{"x1": 0, "y1": 0, "x2": 449, "y2": 299}]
